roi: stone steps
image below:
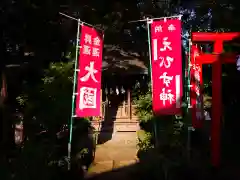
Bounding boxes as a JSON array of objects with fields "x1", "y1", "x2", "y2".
[{"x1": 91, "y1": 120, "x2": 139, "y2": 132}]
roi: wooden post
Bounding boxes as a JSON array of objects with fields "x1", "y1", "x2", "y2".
[
  {"x1": 123, "y1": 92, "x2": 126, "y2": 117},
  {"x1": 211, "y1": 40, "x2": 223, "y2": 167},
  {"x1": 127, "y1": 88, "x2": 131, "y2": 120}
]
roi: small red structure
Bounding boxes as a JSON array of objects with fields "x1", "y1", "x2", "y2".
[{"x1": 192, "y1": 32, "x2": 240, "y2": 167}]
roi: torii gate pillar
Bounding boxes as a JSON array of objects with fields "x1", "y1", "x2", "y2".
[{"x1": 192, "y1": 32, "x2": 240, "y2": 167}]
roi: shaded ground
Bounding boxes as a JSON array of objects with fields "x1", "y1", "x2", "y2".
[
  {"x1": 87, "y1": 132, "x2": 138, "y2": 176},
  {"x1": 85, "y1": 160, "x2": 240, "y2": 180}
]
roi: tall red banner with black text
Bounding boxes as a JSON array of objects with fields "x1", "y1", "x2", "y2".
[
  {"x1": 150, "y1": 19, "x2": 183, "y2": 115},
  {"x1": 190, "y1": 45, "x2": 204, "y2": 128},
  {"x1": 75, "y1": 25, "x2": 103, "y2": 117}
]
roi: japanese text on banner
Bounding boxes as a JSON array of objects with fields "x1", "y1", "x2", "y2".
[
  {"x1": 75, "y1": 25, "x2": 103, "y2": 117},
  {"x1": 150, "y1": 19, "x2": 182, "y2": 115},
  {"x1": 190, "y1": 45, "x2": 204, "y2": 128}
]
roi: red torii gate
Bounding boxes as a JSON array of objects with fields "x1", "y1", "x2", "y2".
[{"x1": 192, "y1": 32, "x2": 240, "y2": 167}]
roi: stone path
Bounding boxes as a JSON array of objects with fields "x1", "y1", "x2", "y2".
[{"x1": 86, "y1": 132, "x2": 138, "y2": 178}]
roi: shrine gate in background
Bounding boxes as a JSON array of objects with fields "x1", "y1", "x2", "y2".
[{"x1": 192, "y1": 32, "x2": 240, "y2": 167}]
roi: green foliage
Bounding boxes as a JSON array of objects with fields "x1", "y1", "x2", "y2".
[
  {"x1": 134, "y1": 82, "x2": 186, "y2": 156},
  {"x1": 134, "y1": 85, "x2": 153, "y2": 123},
  {"x1": 134, "y1": 83, "x2": 154, "y2": 153},
  {"x1": 133, "y1": 83, "x2": 192, "y2": 180},
  {"x1": 137, "y1": 130, "x2": 154, "y2": 151},
  {"x1": 16, "y1": 61, "x2": 74, "y2": 132}
]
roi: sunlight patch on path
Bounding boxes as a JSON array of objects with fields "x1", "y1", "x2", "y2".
[{"x1": 87, "y1": 131, "x2": 138, "y2": 176}]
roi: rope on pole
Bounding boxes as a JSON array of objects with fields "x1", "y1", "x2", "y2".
[
  {"x1": 59, "y1": 12, "x2": 104, "y2": 31},
  {"x1": 128, "y1": 15, "x2": 182, "y2": 23}
]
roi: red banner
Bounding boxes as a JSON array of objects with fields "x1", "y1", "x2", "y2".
[
  {"x1": 190, "y1": 44, "x2": 204, "y2": 128},
  {"x1": 150, "y1": 19, "x2": 183, "y2": 115},
  {"x1": 75, "y1": 25, "x2": 103, "y2": 117}
]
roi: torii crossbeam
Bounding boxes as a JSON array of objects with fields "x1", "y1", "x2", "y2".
[{"x1": 192, "y1": 32, "x2": 240, "y2": 167}]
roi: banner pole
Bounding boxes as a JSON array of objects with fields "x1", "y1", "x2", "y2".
[
  {"x1": 146, "y1": 18, "x2": 158, "y2": 148},
  {"x1": 68, "y1": 19, "x2": 81, "y2": 170}
]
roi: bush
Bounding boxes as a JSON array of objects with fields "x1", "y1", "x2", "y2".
[
  {"x1": 133, "y1": 83, "x2": 189, "y2": 179},
  {"x1": 12, "y1": 61, "x2": 95, "y2": 180}
]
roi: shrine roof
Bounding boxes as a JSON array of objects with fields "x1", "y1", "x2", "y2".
[{"x1": 102, "y1": 44, "x2": 148, "y2": 75}]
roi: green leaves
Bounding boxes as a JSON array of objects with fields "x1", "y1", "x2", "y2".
[
  {"x1": 137, "y1": 130, "x2": 154, "y2": 151},
  {"x1": 16, "y1": 61, "x2": 74, "y2": 132},
  {"x1": 134, "y1": 83, "x2": 153, "y2": 122}
]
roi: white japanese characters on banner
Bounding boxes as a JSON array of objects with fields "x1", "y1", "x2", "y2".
[
  {"x1": 75, "y1": 25, "x2": 103, "y2": 117},
  {"x1": 190, "y1": 44, "x2": 204, "y2": 128},
  {"x1": 150, "y1": 18, "x2": 182, "y2": 115}
]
